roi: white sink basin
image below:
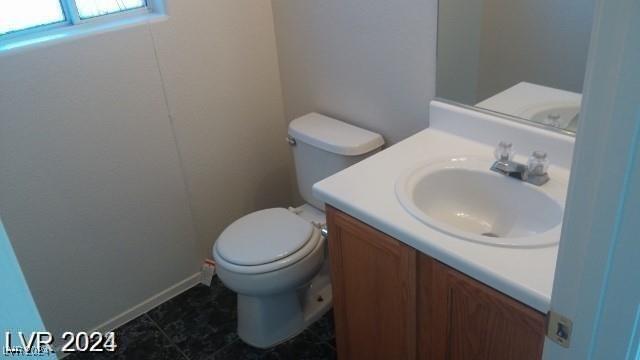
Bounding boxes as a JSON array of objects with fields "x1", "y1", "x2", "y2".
[{"x1": 395, "y1": 157, "x2": 565, "y2": 247}]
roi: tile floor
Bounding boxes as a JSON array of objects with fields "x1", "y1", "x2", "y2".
[{"x1": 65, "y1": 278, "x2": 336, "y2": 360}]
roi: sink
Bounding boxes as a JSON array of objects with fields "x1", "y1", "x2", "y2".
[
  {"x1": 519, "y1": 102, "x2": 580, "y2": 130},
  {"x1": 395, "y1": 157, "x2": 564, "y2": 247}
]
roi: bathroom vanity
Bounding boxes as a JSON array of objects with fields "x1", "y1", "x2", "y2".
[
  {"x1": 327, "y1": 206, "x2": 545, "y2": 359},
  {"x1": 314, "y1": 101, "x2": 575, "y2": 359}
]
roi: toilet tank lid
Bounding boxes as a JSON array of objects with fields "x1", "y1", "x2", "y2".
[{"x1": 288, "y1": 113, "x2": 385, "y2": 156}]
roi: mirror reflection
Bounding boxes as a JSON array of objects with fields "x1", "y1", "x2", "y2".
[{"x1": 436, "y1": 0, "x2": 595, "y2": 133}]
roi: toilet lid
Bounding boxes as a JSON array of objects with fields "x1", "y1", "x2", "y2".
[{"x1": 215, "y1": 208, "x2": 315, "y2": 266}]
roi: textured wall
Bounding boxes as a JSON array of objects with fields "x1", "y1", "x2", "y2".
[
  {"x1": 271, "y1": 0, "x2": 438, "y2": 145},
  {"x1": 438, "y1": 0, "x2": 595, "y2": 104},
  {"x1": 0, "y1": 0, "x2": 291, "y2": 338}
]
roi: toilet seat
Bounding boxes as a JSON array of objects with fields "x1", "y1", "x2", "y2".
[{"x1": 214, "y1": 208, "x2": 322, "y2": 274}]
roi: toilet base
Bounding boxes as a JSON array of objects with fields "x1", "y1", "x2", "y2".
[{"x1": 236, "y1": 262, "x2": 333, "y2": 349}]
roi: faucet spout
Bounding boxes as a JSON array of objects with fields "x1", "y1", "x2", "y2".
[
  {"x1": 491, "y1": 160, "x2": 528, "y2": 181},
  {"x1": 490, "y1": 142, "x2": 550, "y2": 186}
]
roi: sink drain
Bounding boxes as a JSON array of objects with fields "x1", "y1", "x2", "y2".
[{"x1": 481, "y1": 232, "x2": 500, "y2": 238}]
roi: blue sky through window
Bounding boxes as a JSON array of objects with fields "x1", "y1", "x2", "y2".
[
  {"x1": 0, "y1": 0, "x2": 66, "y2": 36},
  {"x1": 75, "y1": 0, "x2": 146, "y2": 19}
]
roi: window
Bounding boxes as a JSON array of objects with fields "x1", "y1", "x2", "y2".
[
  {"x1": 0, "y1": 0, "x2": 153, "y2": 39},
  {"x1": 0, "y1": 1, "x2": 66, "y2": 36},
  {"x1": 75, "y1": 0, "x2": 147, "y2": 19}
]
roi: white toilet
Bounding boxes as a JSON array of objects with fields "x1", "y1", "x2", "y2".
[{"x1": 212, "y1": 112, "x2": 384, "y2": 348}]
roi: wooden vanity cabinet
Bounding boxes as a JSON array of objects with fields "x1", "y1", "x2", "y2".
[
  {"x1": 327, "y1": 205, "x2": 417, "y2": 359},
  {"x1": 326, "y1": 206, "x2": 546, "y2": 360}
]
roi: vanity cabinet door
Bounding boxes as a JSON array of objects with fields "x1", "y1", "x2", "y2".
[
  {"x1": 418, "y1": 254, "x2": 546, "y2": 360},
  {"x1": 327, "y1": 206, "x2": 417, "y2": 360}
]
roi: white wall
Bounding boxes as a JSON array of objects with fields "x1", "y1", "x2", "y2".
[
  {"x1": 436, "y1": 0, "x2": 484, "y2": 105},
  {"x1": 0, "y1": 0, "x2": 291, "y2": 339},
  {"x1": 271, "y1": 0, "x2": 438, "y2": 145},
  {"x1": 150, "y1": 1, "x2": 292, "y2": 257},
  {"x1": 477, "y1": 0, "x2": 595, "y2": 101},
  {"x1": 437, "y1": 0, "x2": 595, "y2": 104}
]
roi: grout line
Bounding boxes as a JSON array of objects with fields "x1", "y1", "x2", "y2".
[
  {"x1": 210, "y1": 338, "x2": 242, "y2": 358},
  {"x1": 145, "y1": 314, "x2": 191, "y2": 360}
]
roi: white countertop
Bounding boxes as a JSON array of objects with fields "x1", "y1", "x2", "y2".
[
  {"x1": 476, "y1": 82, "x2": 581, "y2": 132},
  {"x1": 313, "y1": 101, "x2": 575, "y2": 312},
  {"x1": 476, "y1": 82, "x2": 581, "y2": 115}
]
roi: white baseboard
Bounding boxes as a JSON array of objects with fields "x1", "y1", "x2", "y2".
[
  {"x1": 55, "y1": 272, "x2": 201, "y2": 359},
  {"x1": 93, "y1": 272, "x2": 202, "y2": 333}
]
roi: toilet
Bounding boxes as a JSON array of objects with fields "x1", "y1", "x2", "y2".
[{"x1": 212, "y1": 112, "x2": 384, "y2": 348}]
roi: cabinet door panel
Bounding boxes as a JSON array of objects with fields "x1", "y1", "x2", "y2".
[
  {"x1": 327, "y1": 206, "x2": 416, "y2": 360},
  {"x1": 418, "y1": 254, "x2": 545, "y2": 360}
]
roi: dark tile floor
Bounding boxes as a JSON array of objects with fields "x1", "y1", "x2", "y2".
[{"x1": 65, "y1": 278, "x2": 336, "y2": 360}]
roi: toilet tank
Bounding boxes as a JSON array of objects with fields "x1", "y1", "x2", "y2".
[{"x1": 288, "y1": 113, "x2": 385, "y2": 210}]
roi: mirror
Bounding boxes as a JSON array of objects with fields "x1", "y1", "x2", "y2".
[{"x1": 436, "y1": 0, "x2": 595, "y2": 134}]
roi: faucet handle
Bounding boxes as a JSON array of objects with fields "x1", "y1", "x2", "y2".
[
  {"x1": 528, "y1": 151, "x2": 549, "y2": 176},
  {"x1": 494, "y1": 141, "x2": 514, "y2": 161}
]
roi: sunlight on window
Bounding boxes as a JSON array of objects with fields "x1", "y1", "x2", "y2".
[
  {"x1": 0, "y1": 0, "x2": 66, "y2": 36},
  {"x1": 75, "y1": 0, "x2": 146, "y2": 19}
]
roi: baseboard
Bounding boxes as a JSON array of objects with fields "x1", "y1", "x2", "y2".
[
  {"x1": 93, "y1": 272, "x2": 202, "y2": 333},
  {"x1": 55, "y1": 272, "x2": 201, "y2": 359}
]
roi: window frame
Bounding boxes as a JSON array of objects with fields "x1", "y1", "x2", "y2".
[
  {"x1": 63, "y1": 0, "x2": 149, "y2": 23},
  {"x1": 0, "y1": 0, "x2": 163, "y2": 45}
]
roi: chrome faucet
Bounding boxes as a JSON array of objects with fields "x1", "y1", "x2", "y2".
[{"x1": 490, "y1": 141, "x2": 550, "y2": 186}]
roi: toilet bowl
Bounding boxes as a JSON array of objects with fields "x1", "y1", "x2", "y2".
[
  {"x1": 213, "y1": 205, "x2": 331, "y2": 348},
  {"x1": 212, "y1": 113, "x2": 384, "y2": 348}
]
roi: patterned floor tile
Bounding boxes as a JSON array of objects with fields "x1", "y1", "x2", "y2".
[
  {"x1": 64, "y1": 278, "x2": 336, "y2": 360},
  {"x1": 146, "y1": 279, "x2": 238, "y2": 360},
  {"x1": 63, "y1": 314, "x2": 186, "y2": 360},
  {"x1": 306, "y1": 311, "x2": 335, "y2": 348},
  {"x1": 213, "y1": 325, "x2": 335, "y2": 360}
]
